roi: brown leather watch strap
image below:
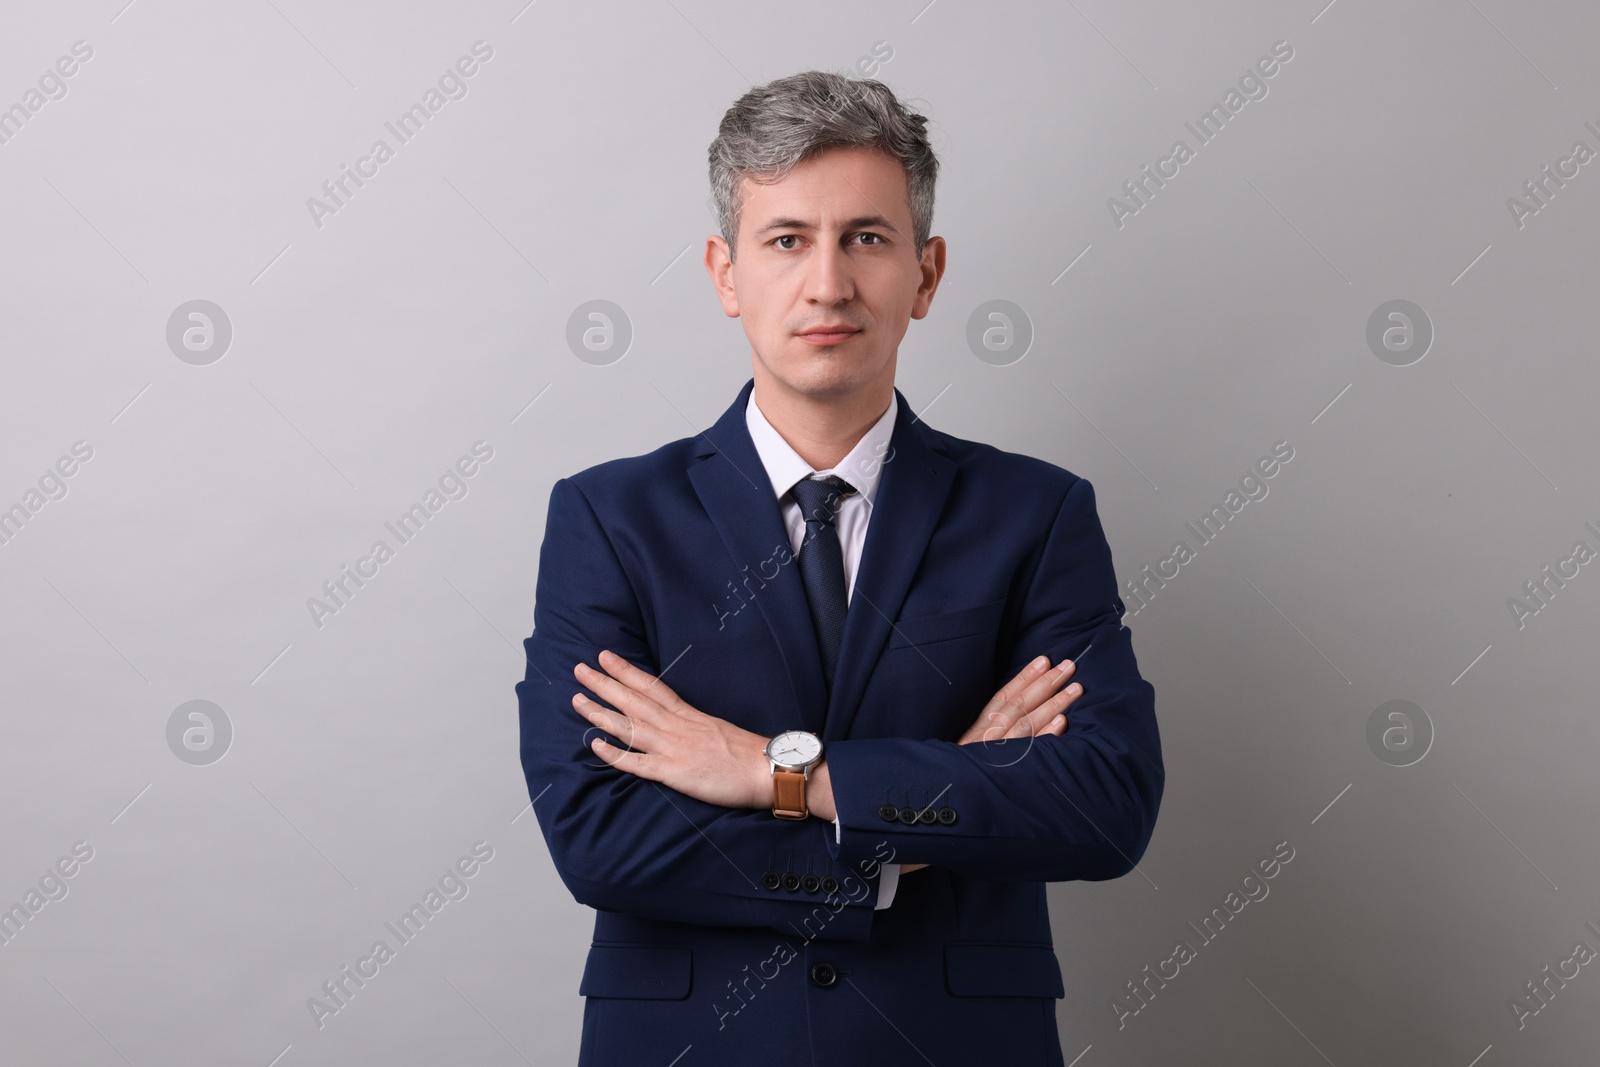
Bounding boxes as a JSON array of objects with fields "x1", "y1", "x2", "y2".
[{"x1": 772, "y1": 768, "x2": 808, "y2": 820}]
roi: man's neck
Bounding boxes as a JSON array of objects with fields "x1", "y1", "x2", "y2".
[{"x1": 751, "y1": 370, "x2": 893, "y2": 473}]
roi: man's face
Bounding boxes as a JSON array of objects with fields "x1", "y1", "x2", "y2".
[{"x1": 706, "y1": 145, "x2": 944, "y2": 402}]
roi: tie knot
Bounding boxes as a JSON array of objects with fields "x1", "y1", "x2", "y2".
[{"x1": 790, "y1": 475, "x2": 856, "y2": 527}]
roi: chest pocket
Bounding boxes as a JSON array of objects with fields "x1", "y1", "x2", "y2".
[
  {"x1": 887, "y1": 596, "x2": 1008, "y2": 650},
  {"x1": 875, "y1": 598, "x2": 1009, "y2": 740}
]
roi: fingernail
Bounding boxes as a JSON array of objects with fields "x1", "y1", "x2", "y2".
[
  {"x1": 1067, "y1": 683, "x2": 1081, "y2": 694},
  {"x1": 1032, "y1": 656, "x2": 1048, "y2": 669}
]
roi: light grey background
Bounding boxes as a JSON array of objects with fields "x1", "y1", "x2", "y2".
[{"x1": 2, "y1": 0, "x2": 1597, "y2": 1063}]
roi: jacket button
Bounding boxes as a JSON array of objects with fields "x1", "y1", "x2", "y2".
[
  {"x1": 820, "y1": 875, "x2": 840, "y2": 895},
  {"x1": 782, "y1": 872, "x2": 801, "y2": 891},
  {"x1": 810, "y1": 962, "x2": 838, "y2": 988},
  {"x1": 897, "y1": 807, "x2": 919, "y2": 825},
  {"x1": 762, "y1": 870, "x2": 782, "y2": 890},
  {"x1": 937, "y1": 806, "x2": 958, "y2": 825},
  {"x1": 801, "y1": 874, "x2": 821, "y2": 893},
  {"x1": 916, "y1": 807, "x2": 938, "y2": 824},
  {"x1": 878, "y1": 804, "x2": 900, "y2": 822}
]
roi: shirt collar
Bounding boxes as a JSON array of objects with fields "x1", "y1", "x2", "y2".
[{"x1": 745, "y1": 388, "x2": 897, "y2": 508}]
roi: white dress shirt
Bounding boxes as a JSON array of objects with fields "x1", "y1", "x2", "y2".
[{"x1": 745, "y1": 388, "x2": 902, "y2": 910}]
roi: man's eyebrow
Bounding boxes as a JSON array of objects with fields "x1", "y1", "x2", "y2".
[{"x1": 754, "y1": 215, "x2": 897, "y2": 235}]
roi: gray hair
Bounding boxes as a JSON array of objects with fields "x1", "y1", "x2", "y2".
[{"x1": 708, "y1": 70, "x2": 939, "y2": 262}]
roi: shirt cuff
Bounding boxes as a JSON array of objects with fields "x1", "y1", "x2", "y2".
[
  {"x1": 834, "y1": 815, "x2": 898, "y2": 908},
  {"x1": 875, "y1": 863, "x2": 900, "y2": 909}
]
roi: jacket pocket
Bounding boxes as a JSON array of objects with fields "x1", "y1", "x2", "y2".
[
  {"x1": 944, "y1": 941, "x2": 1065, "y2": 998},
  {"x1": 887, "y1": 597, "x2": 1008, "y2": 650},
  {"x1": 578, "y1": 942, "x2": 693, "y2": 1000}
]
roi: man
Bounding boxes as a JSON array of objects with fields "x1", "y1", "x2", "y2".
[{"x1": 517, "y1": 70, "x2": 1163, "y2": 1066}]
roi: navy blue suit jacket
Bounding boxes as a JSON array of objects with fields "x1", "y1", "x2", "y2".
[{"x1": 517, "y1": 378, "x2": 1163, "y2": 1066}]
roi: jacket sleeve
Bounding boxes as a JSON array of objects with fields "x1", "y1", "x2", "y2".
[
  {"x1": 517, "y1": 477, "x2": 883, "y2": 941},
  {"x1": 823, "y1": 475, "x2": 1165, "y2": 882}
]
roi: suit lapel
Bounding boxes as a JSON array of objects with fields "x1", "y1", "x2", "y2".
[
  {"x1": 687, "y1": 380, "x2": 956, "y2": 741},
  {"x1": 823, "y1": 388, "x2": 954, "y2": 741},
  {"x1": 688, "y1": 379, "x2": 829, "y2": 731}
]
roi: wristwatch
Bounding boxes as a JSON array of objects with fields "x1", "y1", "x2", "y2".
[{"x1": 764, "y1": 730, "x2": 824, "y2": 820}]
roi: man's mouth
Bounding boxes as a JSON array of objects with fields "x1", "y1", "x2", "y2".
[{"x1": 797, "y1": 326, "x2": 861, "y2": 346}]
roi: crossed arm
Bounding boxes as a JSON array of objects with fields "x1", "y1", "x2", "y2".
[
  {"x1": 517, "y1": 474, "x2": 1163, "y2": 941},
  {"x1": 572, "y1": 650, "x2": 1084, "y2": 877}
]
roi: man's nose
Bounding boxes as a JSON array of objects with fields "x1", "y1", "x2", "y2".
[{"x1": 804, "y1": 243, "x2": 855, "y2": 303}]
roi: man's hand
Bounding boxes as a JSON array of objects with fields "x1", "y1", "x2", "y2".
[
  {"x1": 957, "y1": 654, "x2": 1082, "y2": 745},
  {"x1": 572, "y1": 650, "x2": 771, "y2": 809},
  {"x1": 901, "y1": 657, "x2": 1083, "y2": 876}
]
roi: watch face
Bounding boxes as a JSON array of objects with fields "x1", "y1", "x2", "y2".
[{"x1": 767, "y1": 730, "x2": 822, "y2": 769}]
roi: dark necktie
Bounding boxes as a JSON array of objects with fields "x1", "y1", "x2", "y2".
[{"x1": 789, "y1": 475, "x2": 857, "y2": 693}]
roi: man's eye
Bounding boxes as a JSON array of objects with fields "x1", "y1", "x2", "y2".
[
  {"x1": 856, "y1": 232, "x2": 884, "y2": 245},
  {"x1": 775, "y1": 235, "x2": 799, "y2": 249}
]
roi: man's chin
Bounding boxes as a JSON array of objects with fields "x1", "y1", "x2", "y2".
[
  {"x1": 781, "y1": 350, "x2": 876, "y2": 394},
  {"x1": 783, "y1": 370, "x2": 865, "y2": 400}
]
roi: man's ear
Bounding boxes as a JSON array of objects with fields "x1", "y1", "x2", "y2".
[
  {"x1": 704, "y1": 235, "x2": 740, "y2": 317},
  {"x1": 910, "y1": 234, "x2": 947, "y2": 320}
]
